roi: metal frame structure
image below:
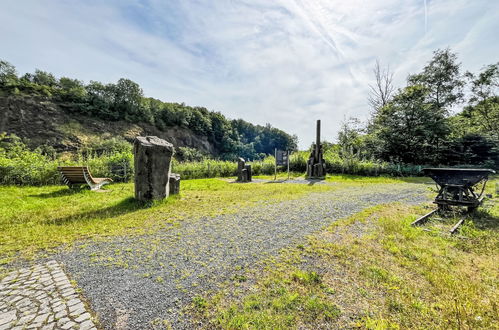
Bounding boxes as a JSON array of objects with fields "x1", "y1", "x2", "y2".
[
  {"x1": 423, "y1": 168, "x2": 495, "y2": 211},
  {"x1": 412, "y1": 167, "x2": 495, "y2": 234}
]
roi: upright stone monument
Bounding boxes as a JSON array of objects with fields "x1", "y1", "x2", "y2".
[
  {"x1": 169, "y1": 173, "x2": 181, "y2": 195},
  {"x1": 236, "y1": 157, "x2": 252, "y2": 182},
  {"x1": 306, "y1": 120, "x2": 326, "y2": 179},
  {"x1": 134, "y1": 136, "x2": 175, "y2": 201}
]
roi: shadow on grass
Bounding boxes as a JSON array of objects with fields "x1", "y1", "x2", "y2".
[
  {"x1": 470, "y1": 208, "x2": 499, "y2": 230},
  {"x1": 46, "y1": 197, "x2": 154, "y2": 226},
  {"x1": 29, "y1": 187, "x2": 87, "y2": 198}
]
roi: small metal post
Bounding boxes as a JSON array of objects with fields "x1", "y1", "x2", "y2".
[
  {"x1": 123, "y1": 160, "x2": 127, "y2": 181},
  {"x1": 274, "y1": 148, "x2": 277, "y2": 181},
  {"x1": 287, "y1": 150, "x2": 290, "y2": 180}
]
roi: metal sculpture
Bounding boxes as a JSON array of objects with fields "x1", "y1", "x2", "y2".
[{"x1": 306, "y1": 120, "x2": 326, "y2": 179}]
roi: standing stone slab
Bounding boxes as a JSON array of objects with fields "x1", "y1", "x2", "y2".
[
  {"x1": 134, "y1": 136, "x2": 175, "y2": 201},
  {"x1": 169, "y1": 173, "x2": 181, "y2": 195},
  {"x1": 236, "y1": 158, "x2": 252, "y2": 182}
]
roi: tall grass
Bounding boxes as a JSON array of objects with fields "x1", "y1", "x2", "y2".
[
  {"x1": 172, "y1": 157, "x2": 277, "y2": 179},
  {"x1": 1, "y1": 136, "x2": 487, "y2": 186}
]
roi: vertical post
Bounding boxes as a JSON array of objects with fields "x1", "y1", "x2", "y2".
[
  {"x1": 287, "y1": 150, "x2": 290, "y2": 180},
  {"x1": 123, "y1": 160, "x2": 127, "y2": 182},
  {"x1": 274, "y1": 148, "x2": 277, "y2": 181},
  {"x1": 315, "y1": 120, "x2": 321, "y2": 161}
]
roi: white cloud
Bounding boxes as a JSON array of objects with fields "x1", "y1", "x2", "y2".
[{"x1": 1, "y1": 0, "x2": 498, "y2": 148}]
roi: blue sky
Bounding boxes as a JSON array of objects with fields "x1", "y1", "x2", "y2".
[{"x1": 1, "y1": 0, "x2": 498, "y2": 148}]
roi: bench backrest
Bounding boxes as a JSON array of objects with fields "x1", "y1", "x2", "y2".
[{"x1": 57, "y1": 166, "x2": 90, "y2": 184}]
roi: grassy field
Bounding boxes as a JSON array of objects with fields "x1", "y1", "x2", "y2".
[
  {"x1": 0, "y1": 178, "x2": 334, "y2": 264},
  {"x1": 2, "y1": 174, "x2": 436, "y2": 266},
  {"x1": 1, "y1": 174, "x2": 419, "y2": 265},
  {"x1": 193, "y1": 178, "x2": 499, "y2": 329},
  {"x1": 1, "y1": 175, "x2": 497, "y2": 328}
]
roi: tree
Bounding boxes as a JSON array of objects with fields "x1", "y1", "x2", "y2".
[
  {"x1": 372, "y1": 85, "x2": 450, "y2": 164},
  {"x1": 113, "y1": 78, "x2": 143, "y2": 120},
  {"x1": 57, "y1": 77, "x2": 86, "y2": 102},
  {"x1": 368, "y1": 60, "x2": 394, "y2": 113},
  {"x1": 408, "y1": 48, "x2": 464, "y2": 110},
  {"x1": 337, "y1": 117, "x2": 365, "y2": 159},
  {"x1": 463, "y1": 63, "x2": 499, "y2": 139},
  {"x1": 0, "y1": 60, "x2": 18, "y2": 87},
  {"x1": 32, "y1": 69, "x2": 57, "y2": 87}
]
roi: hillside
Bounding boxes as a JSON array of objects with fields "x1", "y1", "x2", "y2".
[
  {"x1": 0, "y1": 59, "x2": 298, "y2": 159},
  {"x1": 0, "y1": 94, "x2": 216, "y2": 155}
]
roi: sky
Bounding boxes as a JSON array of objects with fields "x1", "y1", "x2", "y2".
[{"x1": 1, "y1": 0, "x2": 498, "y2": 148}]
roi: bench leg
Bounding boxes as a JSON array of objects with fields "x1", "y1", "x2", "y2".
[
  {"x1": 86, "y1": 180, "x2": 112, "y2": 191},
  {"x1": 83, "y1": 171, "x2": 112, "y2": 191}
]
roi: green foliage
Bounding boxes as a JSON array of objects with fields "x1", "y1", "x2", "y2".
[
  {"x1": 362, "y1": 49, "x2": 498, "y2": 168},
  {"x1": 175, "y1": 147, "x2": 207, "y2": 162},
  {"x1": 408, "y1": 48, "x2": 464, "y2": 109},
  {"x1": 0, "y1": 133, "x2": 133, "y2": 185},
  {"x1": 0, "y1": 59, "x2": 297, "y2": 160},
  {"x1": 371, "y1": 85, "x2": 450, "y2": 164},
  {"x1": 0, "y1": 60, "x2": 18, "y2": 87}
]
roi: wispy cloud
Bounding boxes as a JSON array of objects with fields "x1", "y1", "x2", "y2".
[{"x1": 1, "y1": 0, "x2": 498, "y2": 148}]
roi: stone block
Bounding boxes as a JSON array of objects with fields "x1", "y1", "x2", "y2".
[
  {"x1": 169, "y1": 173, "x2": 180, "y2": 195},
  {"x1": 133, "y1": 136, "x2": 175, "y2": 201}
]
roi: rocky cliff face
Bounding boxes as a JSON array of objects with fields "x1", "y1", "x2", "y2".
[{"x1": 0, "y1": 95, "x2": 216, "y2": 154}]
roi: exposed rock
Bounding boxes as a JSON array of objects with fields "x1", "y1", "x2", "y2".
[
  {"x1": 0, "y1": 95, "x2": 217, "y2": 155},
  {"x1": 133, "y1": 136, "x2": 175, "y2": 201}
]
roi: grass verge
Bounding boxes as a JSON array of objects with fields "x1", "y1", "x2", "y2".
[
  {"x1": 194, "y1": 179, "x2": 498, "y2": 329},
  {"x1": 0, "y1": 178, "x2": 340, "y2": 265}
]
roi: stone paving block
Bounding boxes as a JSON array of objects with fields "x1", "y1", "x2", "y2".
[
  {"x1": 79, "y1": 319, "x2": 95, "y2": 330},
  {"x1": 0, "y1": 310, "x2": 17, "y2": 326},
  {"x1": 0, "y1": 261, "x2": 97, "y2": 330},
  {"x1": 60, "y1": 320, "x2": 76, "y2": 329},
  {"x1": 74, "y1": 312, "x2": 91, "y2": 323}
]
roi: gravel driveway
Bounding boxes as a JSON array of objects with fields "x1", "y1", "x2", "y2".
[{"x1": 57, "y1": 182, "x2": 430, "y2": 329}]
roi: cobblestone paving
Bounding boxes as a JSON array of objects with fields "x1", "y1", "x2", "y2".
[{"x1": 0, "y1": 260, "x2": 96, "y2": 330}]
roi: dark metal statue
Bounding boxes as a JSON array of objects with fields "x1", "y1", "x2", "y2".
[{"x1": 306, "y1": 120, "x2": 326, "y2": 179}]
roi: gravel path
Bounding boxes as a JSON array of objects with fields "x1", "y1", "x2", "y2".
[{"x1": 56, "y1": 183, "x2": 430, "y2": 329}]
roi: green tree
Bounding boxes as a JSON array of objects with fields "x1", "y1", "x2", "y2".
[
  {"x1": 113, "y1": 78, "x2": 143, "y2": 120},
  {"x1": 32, "y1": 69, "x2": 57, "y2": 87},
  {"x1": 337, "y1": 117, "x2": 365, "y2": 159},
  {"x1": 463, "y1": 63, "x2": 499, "y2": 139},
  {"x1": 408, "y1": 48, "x2": 464, "y2": 110},
  {"x1": 57, "y1": 77, "x2": 87, "y2": 102},
  {"x1": 372, "y1": 85, "x2": 450, "y2": 164},
  {"x1": 0, "y1": 60, "x2": 18, "y2": 87}
]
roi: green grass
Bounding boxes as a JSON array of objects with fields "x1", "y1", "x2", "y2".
[
  {"x1": 196, "y1": 178, "x2": 498, "y2": 329},
  {"x1": 0, "y1": 178, "x2": 340, "y2": 264}
]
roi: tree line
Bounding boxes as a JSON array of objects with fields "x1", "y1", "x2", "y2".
[
  {"x1": 0, "y1": 60, "x2": 297, "y2": 160},
  {"x1": 337, "y1": 49, "x2": 499, "y2": 169}
]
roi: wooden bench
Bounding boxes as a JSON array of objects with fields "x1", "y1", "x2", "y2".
[{"x1": 57, "y1": 166, "x2": 113, "y2": 191}]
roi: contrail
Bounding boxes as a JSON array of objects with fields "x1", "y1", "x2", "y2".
[{"x1": 424, "y1": 0, "x2": 427, "y2": 33}]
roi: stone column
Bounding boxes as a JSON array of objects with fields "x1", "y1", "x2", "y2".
[
  {"x1": 237, "y1": 158, "x2": 246, "y2": 182},
  {"x1": 134, "y1": 136, "x2": 175, "y2": 201}
]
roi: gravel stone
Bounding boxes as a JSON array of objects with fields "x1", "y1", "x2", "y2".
[{"x1": 58, "y1": 182, "x2": 430, "y2": 329}]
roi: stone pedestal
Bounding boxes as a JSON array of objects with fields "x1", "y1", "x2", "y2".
[
  {"x1": 134, "y1": 136, "x2": 175, "y2": 201},
  {"x1": 169, "y1": 173, "x2": 181, "y2": 195},
  {"x1": 236, "y1": 158, "x2": 252, "y2": 182}
]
